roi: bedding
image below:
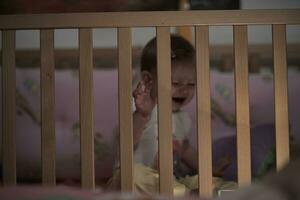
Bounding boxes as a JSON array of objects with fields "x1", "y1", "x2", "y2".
[
  {"x1": 0, "y1": 68, "x2": 299, "y2": 182},
  {"x1": 212, "y1": 124, "x2": 277, "y2": 181},
  {"x1": 0, "y1": 186, "x2": 206, "y2": 200},
  {"x1": 1, "y1": 159, "x2": 299, "y2": 200}
]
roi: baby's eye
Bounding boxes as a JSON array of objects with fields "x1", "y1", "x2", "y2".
[
  {"x1": 188, "y1": 83, "x2": 195, "y2": 87},
  {"x1": 172, "y1": 82, "x2": 181, "y2": 87}
]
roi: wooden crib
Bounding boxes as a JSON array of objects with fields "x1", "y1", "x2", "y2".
[{"x1": 1, "y1": 9, "x2": 300, "y2": 197}]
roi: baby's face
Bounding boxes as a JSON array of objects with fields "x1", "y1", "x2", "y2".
[{"x1": 171, "y1": 62, "x2": 195, "y2": 112}]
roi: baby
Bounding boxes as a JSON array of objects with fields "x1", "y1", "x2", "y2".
[
  {"x1": 132, "y1": 34, "x2": 197, "y2": 175},
  {"x1": 130, "y1": 34, "x2": 237, "y2": 196},
  {"x1": 109, "y1": 35, "x2": 236, "y2": 196}
]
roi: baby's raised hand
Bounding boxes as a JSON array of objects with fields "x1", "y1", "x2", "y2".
[{"x1": 133, "y1": 79, "x2": 156, "y2": 118}]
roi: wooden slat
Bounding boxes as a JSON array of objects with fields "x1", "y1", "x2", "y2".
[
  {"x1": 233, "y1": 25, "x2": 251, "y2": 186},
  {"x1": 272, "y1": 24, "x2": 290, "y2": 170},
  {"x1": 0, "y1": 9, "x2": 299, "y2": 29},
  {"x1": 195, "y1": 26, "x2": 213, "y2": 197},
  {"x1": 40, "y1": 29, "x2": 56, "y2": 185},
  {"x1": 79, "y1": 28, "x2": 95, "y2": 189},
  {"x1": 2, "y1": 30, "x2": 17, "y2": 186},
  {"x1": 118, "y1": 27, "x2": 133, "y2": 192},
  {"x1": 177, "y1": 0, "x2": 193, "y2": 44},
  {"x1": 156, "y1": 27, "x2": 173, "y2": 196}
]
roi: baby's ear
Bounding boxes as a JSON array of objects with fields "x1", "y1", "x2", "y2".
[{"x1": 141, "y1": 71, "x2": 153, "y2": 83}]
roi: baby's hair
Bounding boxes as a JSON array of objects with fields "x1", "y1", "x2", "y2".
[{"x1": 140, "y1": 35, "x2": 195, "y2": 73}]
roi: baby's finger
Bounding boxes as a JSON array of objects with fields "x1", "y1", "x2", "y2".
[
  {"x1": 138, "y1": 80, "x2": 147, "y2": 92},
  {"x1": 133, "y1": 81, "x2": 143, "y2": 95},
  {"x1": 132, "y1": 86, "x2": 139, "y2": 98},
  {"x1": 144, "y1": 80, "x2": 153, "y2": 90},
  {"x1": 141, "y1": 82, "x2": 146, "y2": 92}
]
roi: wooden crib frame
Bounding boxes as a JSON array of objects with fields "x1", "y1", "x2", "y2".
[{"x1": 1, "y1": 9, "x2": 300, "y2": 197}]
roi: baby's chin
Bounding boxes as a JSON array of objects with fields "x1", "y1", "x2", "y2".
[
  {"x1": 172, "y1": 98, "x2": 194, "y2": 112},
  {"x1": 172, "y1": 101, "x2": 185, "y2": 112},
  {"x1": 172, "y1": 107, "x2": 181, "y2": 112}
]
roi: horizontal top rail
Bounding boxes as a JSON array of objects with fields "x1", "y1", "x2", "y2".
[{"x1": 0, "y1": 9, "x2": 299, "y2": 29}]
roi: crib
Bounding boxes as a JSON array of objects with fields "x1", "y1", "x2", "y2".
[{"x1": 1, "y1": 9, "x2": 300, "y2": 198}]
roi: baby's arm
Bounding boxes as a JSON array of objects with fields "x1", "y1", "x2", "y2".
[
  {"x1": 173, "y1": 139, "x2": 198, "y2": 170},
  {"x1": 174, "y1": 139, "x2": 232, "y2": 176},
  {"x1": 132, "y1": 79, "x2": 156, "y2": 146},
  {"x1": 152, "y1": 139, "x2": 197, "y2": 171},
  {"x1": 133, "y1": 112, "x2": 149, "y2": 146}
]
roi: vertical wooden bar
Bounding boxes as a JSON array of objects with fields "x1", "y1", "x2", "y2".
[
  {"x1": 118, "y1": 27, "x2": 133, "y2": 192},
  {"x1": 195, "y1": 26, "x2": 212, "y2": 197},
  {"x1": 272, "y1": 24, "x2": 289, "y2": 171},
  {"x1": 79, "y1": 28, "x2": 95, "y2": 189},
  {"x1": 2, "y1": 30, "x2": 16, "y2": 186},
  {"x1": 40, "y1": 29, "x2": 56, "y2": 185},
  {"x1": 156, "y1": 27, "x2": 173, "y2": 196},
  {"x1": 177, "y1": 0, "x2": 193, "y2": 44},
  {"x1": 233, "y1": 25, "x2": 251, "y2": 186}
]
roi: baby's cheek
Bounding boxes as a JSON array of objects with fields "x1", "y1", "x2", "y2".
[
  {"x1": 183, "y1": 96, "x2": 194, "y2": 106},
  {"x1": 189, "y1": 88, "x2": 195, "y2": 99},
  {"x1": 171, "y1": 87, "x2": 179, "y2": 96},
  {"x1": 171, "y1": 86, "x2": 175, "y2": 93}
]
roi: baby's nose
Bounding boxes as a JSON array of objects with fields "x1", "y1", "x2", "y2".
[{"x1": 179, "y1": 85, "x2": 189, "y2": 94}]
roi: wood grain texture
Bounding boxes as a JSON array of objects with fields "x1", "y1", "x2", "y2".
[
  {"x1": 0, "y1": 10, "x2": 299, "y2": 29},
  {"x1": 156, "y1": 27, "x2": 173, "y2": 196},
  {"x1": 272, "y1": 24, "x2": 290, "y2": 171},
  {"x1": 40, "y1": 29, "x2": 56, "y2": 186},
  {"x1": 79, "y1": 28, "x2": 95, "y2": 189},
  {"x1": 177, "y1": 0, "x2": 194, "y2": 44},
  {"x1": 118, "y1": 27, "x2": 134, "y2": 192},
  {"x1": 195, "y1": 26, "x2": 213, "y2": 197},
  {"x1": 2, "y1": 30, "x2": 17, "y2": 186},
  {"x1": 234, "y1": 25, "x2": 251, "y2": 186}
]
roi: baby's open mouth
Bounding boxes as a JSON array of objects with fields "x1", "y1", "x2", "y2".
[{"x1": 172, "y1": 97, "x2": 186, "y2": 104}]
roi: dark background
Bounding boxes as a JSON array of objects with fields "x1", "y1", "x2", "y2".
[{"x1": 0, "y1": 0, "x2": 239, "y2": 14}]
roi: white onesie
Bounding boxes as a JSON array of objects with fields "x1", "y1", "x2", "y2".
[{"x1": 134, "y1": 106, "x2": 191, "y2": 167}]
